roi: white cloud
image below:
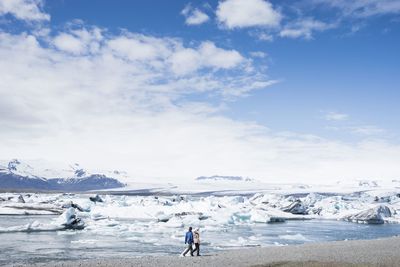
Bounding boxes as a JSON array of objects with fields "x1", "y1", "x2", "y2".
[
  {"x1": 280, "y1": 18, "x2": 337, "y2": 39},
  {"x1": 216, "y1": 0, "x2": 282, "y2": 29},
  {"x1": 169, "y1": 41, "x2": 244, "y2": 75},
  {"x1": 0, "y1": 31, "x2": 263, "y2": 181},
  {"x1": 107, "y1": 35, "x2": 171, "y2": 61},
  {"x1": 250, "y1": 51, "x2": 267, "y2": 58},
  {"x1": 53, "y1": 27, "x2": 103, "y2": 55},
  {"x1": 0, "y1": 27, "x2": 274, "y2": 179},
  {"x1": 256, "y1": 32, "x2": 274, "y2": 41},
  {"x1": 200, "y1": 41, "x2": 244, "y2": 68},
  {"x1": 181, "y1": 4, "x2": 209, "y2": 25},
  {"x1": 0, "y1": 0, "x2": 49, "y2": 21},
  {"x1": 324, "y1": 112, "x2": 349, "y2": 121},
  {"x1": 351, "y1": 126, "x2": 386, "y2": 136},
  {"x1": 314, "y1": 0, "x2": 400, "y2": 17},
  {"x1": 0, "y1": 11, "x2": 399, "y2": 184},
  {"x1": 53, "y1": 33, "x2": 86, "y2": 54},
  {"x1": 169, "y1": 48, "x2": 200, "y2": 75},
  {"x1": 327, "y1": 124, "x2": 386, "y2": 137}
]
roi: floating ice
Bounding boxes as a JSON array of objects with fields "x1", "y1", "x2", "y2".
[
  {"x1": 0, "y1": 207, "x2": 85, "y2": 233},
  {"x1": 281, "y1": 200, "x2": 308, "y2": 215},
  {"x1": 1, "y1": 181, "x2": 400, "y2": 242},
  {"x1": 278, "y1": 233, "x2": 309, "y2": 241},
  {"x1": 343, "y1": 205, "x2": 393, "y2": 224},
  {"x1": 89, "y1": 195, "x2": 104, "y2": 203}
]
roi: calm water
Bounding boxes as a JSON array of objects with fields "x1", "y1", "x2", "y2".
[{"x1": 0, "y1": 215, "x2": 400, "y2": 266}]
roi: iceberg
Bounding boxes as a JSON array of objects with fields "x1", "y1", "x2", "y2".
[
  {"x1": 343, "y1": 205, "x2": 393, "y2": 224},
  {"x1": 281, "y1": 200, "x2": 308, "y2": 215},
  {"x1": 89, "y1": 194, "x2": 104, "y2": 203},
  {"x1": 1, "y1": 179, "x2": 400, "y2": 240},
  {"x1": 55, "y1": 207, "x2": 86, "y2": 230},
  {"x1": 0, "y1": 207, "x2": 85, "y2": 233}
]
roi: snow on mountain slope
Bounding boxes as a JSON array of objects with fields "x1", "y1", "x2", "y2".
[
  {"x1": 0, "y1": 159, "x2": 47, "y2": 181},
  {"x1": 0, "y1": 159, "x2": 126, "y2": 191},
  {"x1": 0, "y1": 159, "x2": 128, "y2": 181}
]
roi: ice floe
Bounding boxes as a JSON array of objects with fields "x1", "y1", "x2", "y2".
[
  {"x1": 0, "y1": 181, "x2": 400, "y2": 239},
  {"x1": 0, "y1": 207, "x2": 85, "y2": 233}
]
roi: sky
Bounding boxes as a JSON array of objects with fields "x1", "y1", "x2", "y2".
[{"x1": 0, "y1": 0, "x2": 399, "y2": 183}]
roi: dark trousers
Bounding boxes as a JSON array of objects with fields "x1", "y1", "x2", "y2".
[
  {"x1": 192, "y1": 243, "x2": 200, "y2": 256},
  {"x1": 182, "y1": 243, "x2": 193, "y2": 256}
]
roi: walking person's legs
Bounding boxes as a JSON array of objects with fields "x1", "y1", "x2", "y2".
[
  {"x1": 190, "y1": 243, "x2": 194, "y2": 256},
  {"x1": 182, "y1": 244, "x2": 192, "y2": 256},
  {"x1": 182, "y1": 246, "x2": 188, "y2": 256},
  {"x1": 195, "y1": 243, "x2": 200, "y2": 256}
]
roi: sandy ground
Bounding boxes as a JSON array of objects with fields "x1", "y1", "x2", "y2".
[{"x1": 13, "y1": 236, "x2": 400, "y2": 267}]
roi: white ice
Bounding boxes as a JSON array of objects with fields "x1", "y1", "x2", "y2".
[{"x1": 1, "y1": 179, "x2": 400, "y2": 244}]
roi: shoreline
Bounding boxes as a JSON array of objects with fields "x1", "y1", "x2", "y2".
[{"x1": 23, "y1": 236, "x2": 400, "y2": 267}]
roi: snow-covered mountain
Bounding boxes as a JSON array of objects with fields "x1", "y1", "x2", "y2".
[{"x1": 0, "y1": 159, "x2": 126, "y2": 191}]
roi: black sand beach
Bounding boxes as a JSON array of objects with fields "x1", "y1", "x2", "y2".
[{"x1": 21, "y1": 236, "x2": 400, "y2": 267}]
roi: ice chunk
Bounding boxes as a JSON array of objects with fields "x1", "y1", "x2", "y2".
[
  {"x1": 89, "y1": 194, "x2": 104, "y2": 203},
  {"x1": 343, "y1": 205, "x2": 392, "y2": 224},
  {"x1": 55, "y1": 207, "x2": 85, "y2": 229},
  {"x1": 0, "y1": 221, "x2": 63, "y2": 233},
  {"x1": 249, "y1": 209, "x2": 286, "y2": 223},
  {"x1": 17, "y1": 195, "x2": 25, "y2": 203},
  {"x1": 279, "y1": 233, "x2": 308, "y2": 241},
  {"x1": 0, "y1": 202, "x2": 63, "y2": 215},
  {"x1": 281, "y1": 200, "x2": 308, "y2": 215},
  {"x1": 0, "y1": 209, "x2": 85, "y2": 233},
  {"x1": 62, "y1": 201, "x2": 87, "y2": 212},
  {"x1": 156, "y1": 212, "x2": 173, "y2": 222}
]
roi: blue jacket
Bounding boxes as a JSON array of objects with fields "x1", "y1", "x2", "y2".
[{"x1": 185, "y1": 231, "x2": 193, "y2": 244}]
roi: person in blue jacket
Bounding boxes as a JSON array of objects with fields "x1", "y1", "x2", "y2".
[{"x1": 181, "y1": 226, "x2": 194, "y2": 256}]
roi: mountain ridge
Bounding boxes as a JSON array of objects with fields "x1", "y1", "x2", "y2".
[{"x1": 0, "y1": 159, "x2": 126, "y2": 191}]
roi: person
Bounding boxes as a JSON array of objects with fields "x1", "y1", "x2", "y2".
[
  {"x1": 192, "y1": 227, "x2": 201, "y2": 256},
  {"x1": 181, "y1": 226, "x2": 194, "y2": 257}
]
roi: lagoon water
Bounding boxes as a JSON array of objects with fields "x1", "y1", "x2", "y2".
[{"x1": 1, "y1": 215, "x2": 400, "y2": 266}]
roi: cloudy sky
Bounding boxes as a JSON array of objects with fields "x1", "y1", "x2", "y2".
[{"x1": 0, "y1": 0, "x2": 399, "y2": 183}]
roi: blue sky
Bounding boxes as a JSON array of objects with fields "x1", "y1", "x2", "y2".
[
  {"x1": 39, "y1": 0, "x2": 400, "y2": 140},
  {"x1": 0, "y1": 0, "x2": 399, "y2": 183}
]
